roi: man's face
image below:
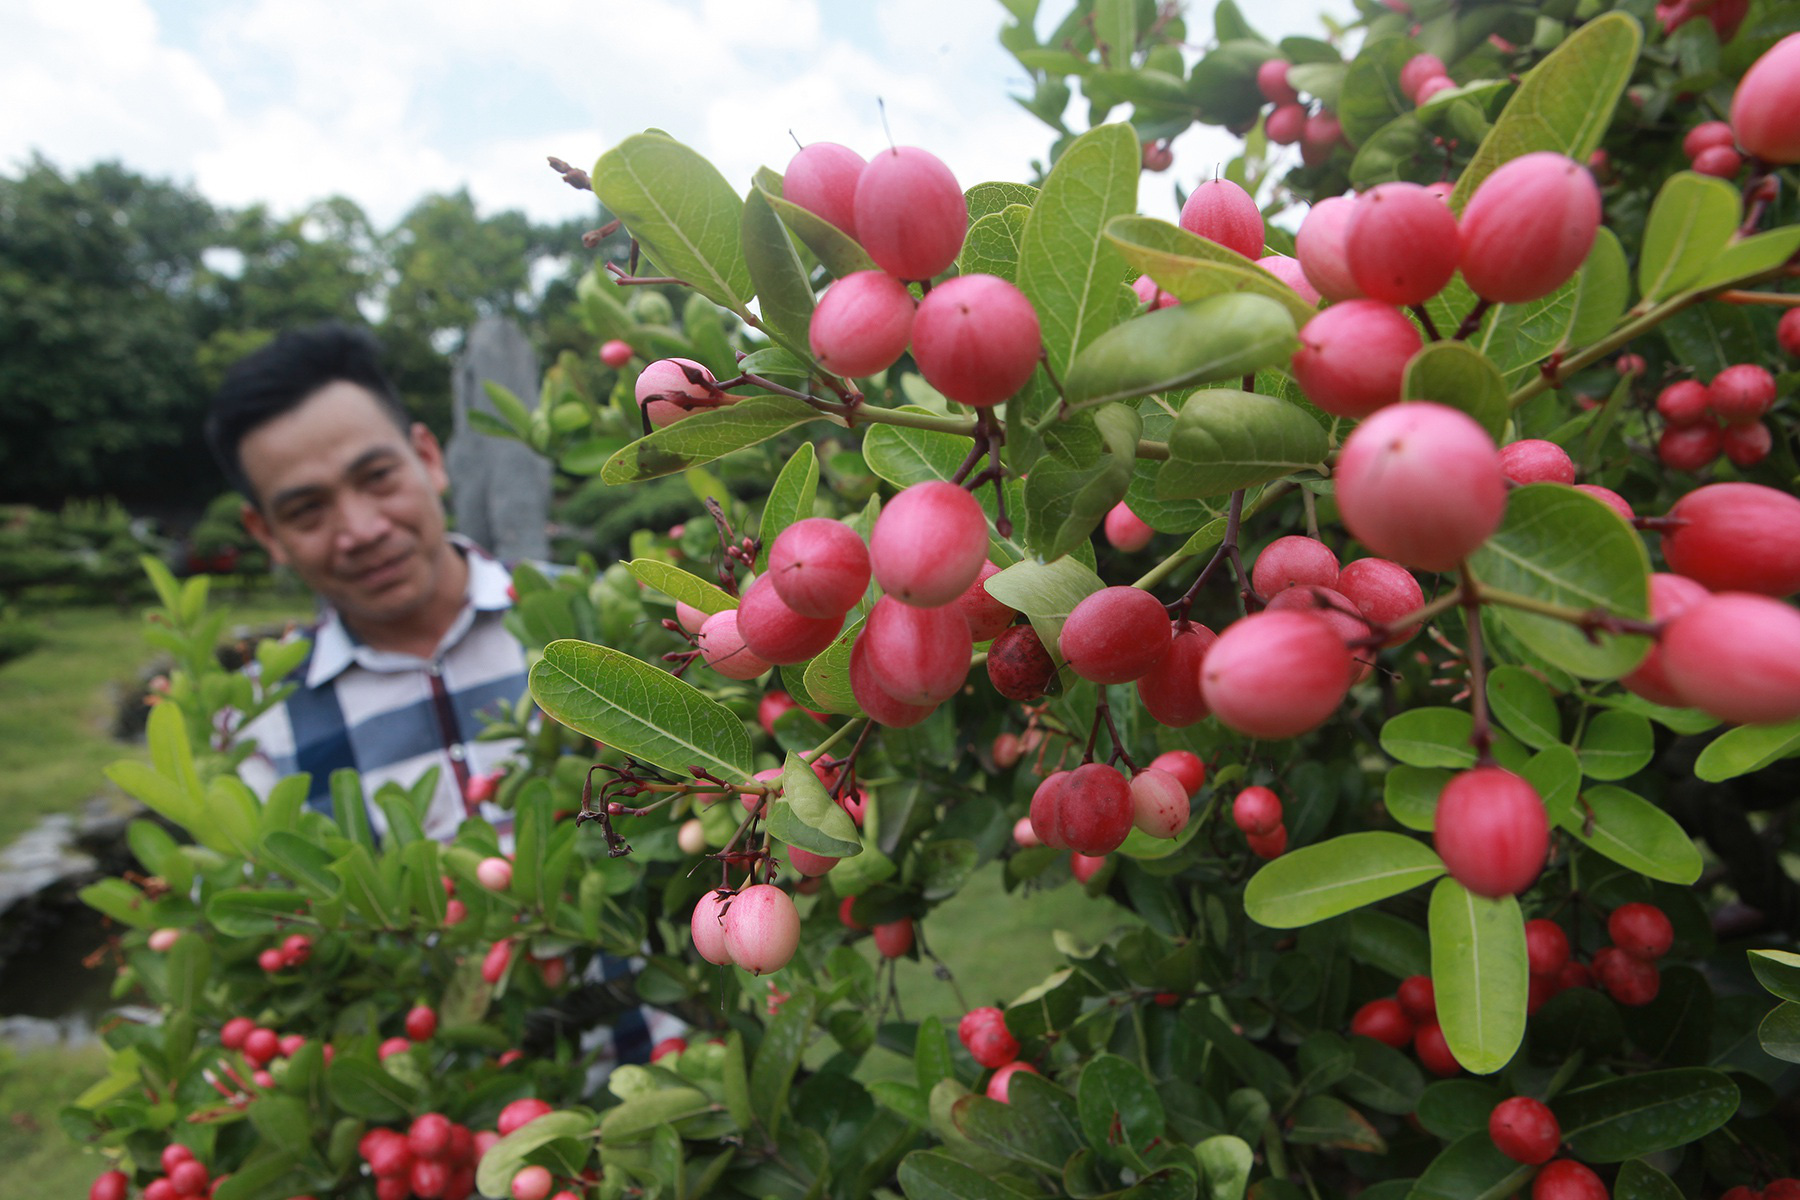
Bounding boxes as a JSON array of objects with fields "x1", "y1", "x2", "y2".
[{"x1": 239, "y1": 381, "x2": 460, "y2": 638}]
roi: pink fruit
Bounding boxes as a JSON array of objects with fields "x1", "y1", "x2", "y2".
[
  {"x1": 1180, "y1": 179, "x2": 1264, "y2": 260},
  {"x1": 873, "y1": 917, "x2": 914, "y2": 958},
  {"x1": 1200, "y1": 611, "x2": 1353, "y2": 738},
  {"x1": 1257, "y1": 58, "x2": 1299, "y2": 105},
  {"x1": 1433, "y1": 768, "x2": 1548, "y2": 898},
  {"x1": 1498, "y1": 439, "x2": 1575, "y2": 485},
  {"x1": 1013, "y1": 815, "x2": 1042, "y2": 847},
  {"x1": 1029, "y1": 772, "x2": 1072, "y2": 849},
  {"x1": 1778, "y1": 308, "x2": 1800, "y2": 356},
  {"x1": 1256, "y1": 253, "x2": 1322, "y2": 305},
  {"x1": 768, "y1": 517, "x2": 871, "y2": 619},
  {"x1": 170, "y1": 1161, "x2": 209, "y2": 1196},
  {"x1": 861, "y1": 595, "x2": 973, "y2": 704},
  {"x1": 1661, "y1": 483, "x2": 1800, "y2": 596},
  {"x1": 1722, "y1": 421, "x2": 1773, "y2": 468},
  {"x1": 1056, "y1": 763, "x2": 1135, "y2": 856},
  {"x1": 1291, "y1": 300, "x2": 1422, "y2": 418},
  {"x1": 1414, "y1": 75, "x2": 1457, "y2": 104},
  {"x1": 675, "y1": 600, "x2": 709, "y2": 635},
  {"x1": 986, "y1": 1060, "x2": 1039, "y2": 1102},
  {"x1": 1345, "y1": 183, "x2": 1461, "y2": 306},
  {"x1": 1575, "y1": 485, "x2": 1635, "y2": 522},
  {"x1": 690, "y1": 889, "x2": 733, "y2": 966},
  {"x1": 635, "y1": 358, "x2": 725, "y2": 428},
  {"x1": 786, "y1": 845, "x2": 839, "y2": 877},
  {"x1": 696, "y1": 609, "x2": 774, "y2": 680},
  {"x1": 736, "y1": 575, "x2": 844, "y2": 665},
  {"x1": 1692, "y1": 145, "x2": 1743, "y2": 178},
  {"x1": 1129, "y1": 767, "x2": 1190, "y2": 838},
  {"x1": 1135, "y1": 620, "x2": 1217, "y2": 726},
  {"x1": 1657, "y1": 380, "x2": 1712, "y2": 427},
  {"x1": 1232, "y1": 786, "x2": 1283, "y2": 836},
  {"x1": 1264, "y1": 585, "x2": 1375, "y2": 684},
  {"x1": 910, "y1": 273, "x2": 1043, "y2": 407},
  {"x1": 148, "y1": 927, "x2": 180, "y2": 952},
  {"x1": 723, "y1": 884, "x2": 801, "y2": 975},
  {"x1": 221, "y1": 1017, "x2": 255, "y2": 1049},
  {"x1": 869, "y1": 481, "x2": 989, "y2": 607},
  {"x1": 849, "y1": 635, "x2": 938, "y2": 728},
  {"x1": 958, "y1": 1006, "x2": 1006, "y2": 1045},
  {"x1": 1104, "y1": 502, "x2": 1154, "y2": 551},
  {"x1": 599, "y1": 339, "x2": 633, "y2": 368},
  {"x1": 1458, "y1": 153, "x2": 1601, "y2": 303},
  {"x1": 758, "y1": 691, "x2": 800, "y2": 736},
  {"x1": 1059, "y1": 586, "x2": 1173, "y2": 683},
  {"x1": 1608, "y1": 901, "x2": 1674, "y2": 960},
  {"x1": 1266, "y1": 103, "x2": 1308, "y2": 146},
  {"x1": 1659, "y1": 593, "x2": 1800, "y2": 723},
  {"x1": 1397, "y1": 974, "x2": 1436, "y2": 1023},
  {"x1": 1132, "y1": 275, "x2": 1177, "y2": 310},
  {"x1": 90, "y1": 1172, "x2": 129, "y2": 1200},
  {"x1": 1334, "y1": 403, "x2": 1506, "y2": 572},
  {"x1": 953, "y1": 560, "x2": 1015, "y2": 642},
  {"x1": 1729, "y1": 32, "x2": 1800, "y2": 164},
  {"x1": 986, "y1": 624, "x2": 1057, "y2": 701},
  {"x1": 1619, "y1": 572, "x2": 1710, "y2": 707},
  {"x1": 481, "y1": 938, "x2": 513, "y2": 985},
  {"x1": 1658, "y1": 423, "x2": 1722, "y2": 472},
  {"x1": 476, "y1": 856, "x2": 512, "y2": 892},
  {"x1": 1253, "y1": 535, "x2": 1341, "y2": 597},
  {"x1": 1399, "y1": 53, "x2": 1448, "y2": 102},
  {"x1": 1070, "y1": 852, "x2": 1108, "y2": 883},
  {"x1": 1335, "y1": 557, "x2": 1425, "y2": 645},
  {"x1": 1708, "y1": 363, "x2": 1776, "y2": 424},
  {"x1": 1682, "y1": 120, "x2": 1736, "y2": 160},
  {"x1": 511, "y1": 1166, "x2": 552, "y2": 1200},
  {"x1": 1295, "y1": 195, "x2": 1364, "y2": 302},
  {"x1": 852, "y1": 146, "x2": 967, "y2": 280},
  {"x1": 783, "y1": 142, "x2": 866, "y2": 236},
  {"x1": 809, "y1": 271, "x2": 916, "y2": 378},
  {"x1": 650, "y1": 1036, "x2": 688, "y2": 1063},
  {"x1": 1301, "y1": 111, "x2": 1343, "y2": 166},
  {"x1": 1149, "y1": 750, "x2": 1206, "y2": 796},
  {"x1": 497, "y1": 1098, "x2": 554, "y2": 1136}
]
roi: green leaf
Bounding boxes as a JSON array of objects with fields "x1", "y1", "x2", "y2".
[
  {"x1": 327, "y1": 1057, "x2": 416, "y2": 1121},
  {"x1": 1380, "y1": 708, "x2": 1475, "y2": 769},
  {"x1": 1338, "y1": 1036, "x2": 1426, "y2": 1117},
  {"x1": 1575, "y1": 709, "x2": 1653, "y2": 780},
  {"x1": 1749, "y1": 948, "x2": 1800, "y2": 1004},
  {"x1": 1519, "y1": 744, "x2": 1582, "y2": 830},
  {"x1": 967, "y1": 181, "x2": 1039, "y2": 222},
  {"x1": 1552, "y1": 1069, "x2": 1738, "y2": 1162},
  {"x1": 898, "y1": 1151, "x2": 1035, "y2": 1200},
  {"x1": 1428, "y1": 878, "x2": 1527, "y2": 1075},
  {"x1": 758, "y1": 443, "x2": 819, "y2": 549},
  {"x1": 1695, "y1": 226, "x2": 1800, "y2": 290},
  {"x1": 205, "y1": 889, "x2": 312, "y2": 938},
  {"x1": 165, "y1": 932, "x2": 210, "y2": 1013},
  {"x1": 79, "y1": 878, "x2": 153, "y2": 929},
  {"x1": 260, "y1": 830, "x2": 340, "y2": 898},
  {"x1": 1486, "y1": 666, "x2": 1560, "y2": 750},
  {"x1": 1638, "y1": 172, "x2": 1743, "y2": 302},
  {"x1": 915, "y1": 1016, "x2": 954, "y2": 1097},
  {"x1": 1613, "y1": 1159, "x2": 1684, "y2": 1200},
  {"x1": 1062, "y1": 294, "x2": 1299, "y2": 409},
  {"x1": 1078, "y1": 1054, "x2": 1165, "y2": 1165},
  {"x1": 1414, "y1": 1080, "x2": 1505, "y2": 1142},
  {"x1": 530, "y1": 640, "x2": 754, "y2": 781},
  {"x1": 1759, "y1": 1001, "x2": 1800, "y2": 1063},
  {"x1": 1156, "y1": 389, "x2": 1329, "y2": 500},
  {"x1": 983, "y1": 556, "x2": 1104, "y2": 654},
  {"x1": 1195, "y1": 1135, "x2": 1253, "y2": 1200},
  {"x1": 1024, "y1": 404, "x2": 1142, "y2": 561},
  {"x1": 626, "y1": 559, "x2": 738, "y2": 616},
  {"x1": 861, "y1": 409, "x2": 1022, "y2": 541},
  {"x1": 601, "y1": 395, "x2": 829, "y2": 483},
  {"x1": 750, "y1": 992, "x2": 816, "y2": 1141},
  {"x1": 1407, "y1": 1130, "x2": 1535, "y2": 1200},
  {"x1": 475, "y1": 1111, "x2": 594, "y2": 1198},
  {"x1": 600, "y1": 1087, "x2": 714, "y2": 1142},
  {"x1": 1560, "y1": 227, "x2": 1631, "y2": 350},
  {"x1": 1244, "y1": 832, "x2": 1443, "y2": 928},
  {"x1": 1557, "y1": 784, "x2": 1702, "y2": 884},
  {"x1": 593, "y1": 133, "x2": 753, "y2": 313},
  {"x1": 1450, "y1": 12, "x2": 1642, "y2": 211},
  {"x1": 1384, "y1": 765, "x2": 1450, "y2": 831},
  {"x1": 1694, "y1": 717, "x2": 1800, "y2": 782},
  {"x1": 960, "y1": 205, "x2": 1032, "y2": 282},
  {"x1": 741, "y1": 185, "x2": 815, "y2": 352},
  {"x1": 1107, "y1": 216, "x2": 1318, "y2": 325},
  {"x1": 1468, "y1": 484, "x2": 1651, "y2": 680},
  {"x1": 1288, "y1": 1095, "x2": 1385, "y2": 1153},
  {"x1": 1337, "y1": 36, "x2": 1420, "y2": 147},
  {"x1": 754, "y1": 177, "x2": 876, "y2": 279},
  {"x1": 953, "y1": 1092, "x2": 1076, "y2": 1173},
  {"x1": 1401, "y1": 341, "x2": 1508, "y2": 441},
  {"x1": 770, "y1": 751, "x2": 862, "y2": 858},
  {"x1": 1347, "y1": 909, "x2": 1431, "y2": 979},
  {"x1": 799, "y1": 619, "x2": 863, "y2": 717}
]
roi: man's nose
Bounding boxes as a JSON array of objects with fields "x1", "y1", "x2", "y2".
[{"x1": 336, "y1": 492, "x2": 392, "y2": 549}]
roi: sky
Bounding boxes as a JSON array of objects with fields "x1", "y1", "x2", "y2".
[{"x1": 1, "y1": 0, "x2": 1354, "y2": 232}]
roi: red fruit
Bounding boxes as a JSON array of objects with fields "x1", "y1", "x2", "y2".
[
  {"x1": 873, "y1": 917, "x2": 915, "y2": 958},
  {"x1": 1730, "y1": 32, "x2": 1800, "y2": 164},
  {"x1": 839, "y1": 895, "x2": 867, "y2": 932},
  {"x1": 809, "y1": 271, "x2": 915, "y2": 379},
  {"x1": 1295, "y1": 195, "x2": 1363, "y2": 302},
  {"x1": 1660, "y1": 593, "x2": 1800, "y2": 724},
  {"x1": 1334, "y1": 403, "x2": 1506, "y2": 572},
  {"x1": 405, "y1": 1005, "x2": 438, "y2": 1042},
  {"x1": 170, "y1": 1161, "x2": 209, "y2": 1197},
  {"x1": 1489, "y1": 1096, "x2": 1561, "y2": 1165},
  {"x1": 378, "y1": 1036, "x2": 412, "y2": 1061},
  {"x1": 1105, "y1": 502, "x2": 1154, "y2": 552},
  {"x1": 243, "y1": 1027, "x2": 280, "y2": 1065},
  {"x1": 277, "y1": 1033, "x2": 305, "y2": 1058},
  {"x1": 1458, "y1": 153, "x2": 1602, "y2": 303},
  {"x1": 954, "y1": 560, "x2": 1015, "y2": 642},
  {"x1": 1719, "y1": 1188, "x2": 1763, "y2": 1200},
  {"x1": 987, "y1": 624, "x2": 1057, "y2": 701},
  {"x1": 1593, "y1": 945, "x2": 1661, "y2": 1006},
  {"x1": 1256, "y1": 253, "x2": 1322, "y2": 305},
  {"x1": 1200, "y1": 611, "x2": 1352, "y2": 739},
  {"x1": 482, "y1": 938, "x2": 514, "y2": 985},
  {"x1": 787, "y1": 844, "x2": 839, "y2": 877},
  {"x1": 853, "y1": 146, "x2": 967, "y2": 280},
  {"x1": 736, "y1": 575, "x2": 845, "y2": 665},
  {"x1": 511, "y1": 1166, "x2": 553, "y2": 1200},
  {"x1": 1397, "y1": 975, "x2": 1436, "y2": 1023},
  {"x1": 163, "y1": 1145, "x2": 195, "y2": 1173},
  {"x1": 1246, "y1": 825, "x2": 1288, "y2": 858},
  {"x1": 90, "y1": 1172, "x2": 129, "y2": 1200},
  {"x1": 1149, "y1": 750, "x2": 1206, "y2": 796},
  {"x1": 1029, "y1": 771, "x2": 1072, "y2": 849},
  {"x1": 1233, "y1": 786, "x2": 1283, "y2": 836},
  {"x1": 1498, "y1": 440, "x2": 1575, "y2": 486},
  {"x1": 1142, "y1": 142, "x2": 1174, "y2": 172},
  {"x1": 599, "y1": 339, "x2": 633, "y2": 368},
  {"x1": 1764, "y1": 1179, "x2": 1800, "y2": 1199},
  {"x1": 1264, "y1": 585, "x2": 1375, "y2": 684},
  {"x1": 986, "y1": 1060, "x2": 1039, "y2": 1102},
  {"x1": 723, "y1": 884, "x2": 801, "y2": 975},
  {"x1": 409, "y1": 1113, "x2": 454, "y2": 1161},
  {"x1": 1057, "y1": 763, "x2": 1136, "y2": 856},
  {"x1": 1130, "y1": 768, "x2": 1191, "y2": 838},
  {"x1": 758, "y1": 691, "x2": 800, "y2": 737},
  {"x1": 1723, "y1": 421, "x2": 1773, "y2": 468},
  {"x1": 1415, "y1": 75, "x2": 1457, "y2": 104},
  {"x1": 145, "y1": 1181, "x2": 177, "y2": 1200},
  {"x1": 635, "y1": 358, "x2": 724, "y2": 429},
  {"x1": 1291, "y1": 299, "x2": 1423, "y2": 418},
  {"x1": 1414, "y1": 1021, "x2": 1460, "y2": 1076},
  {"x1": 1710, "y1": 364, "x2": 1777, "y2": 424},
  {"x1": 1527, "y1": 973, "x2": 1560, "y2": 1014},
  {"x1": 1657, "y1": 379, "x2": 1712, "y2": 427},
  {"x1": 411, "y1": 1158, "x2": 450, "y2": 1200},
  {"x1": 1336, "y1": 558, "x2": 1425, "y2": 646},
  {"x1": 1344, "y1": 183, "x2": 1460, "y2": 305},
  {"x1": 1683, "y1": 120, "x2": 1736, "y2": 159},
  {"x1": 1300, "y1": 111, "x2": 1343, "y2": 166},
  {"x1": 691, "y1": 889, "x2": 733, "y2": 966},
  {"x1": 1524, "y1": 919, "x2": 1571, "y2": 977},
  {"x1": 959, "y1": 1006, "x2": 1005, "y2": 1044},
  {"x1": 1252, "y1": 536, "x2": 1340, "y2": 597},
  {"x1": 784, "y1": 142, "x2": 866, "y2": 237},
  {"x1": 861, "y1": 596, "x2": 973, "y2": 705},
  {"x1": 1070, "y1": 852, "x2": 1108, "y2": 883},
  {"x1": 1663, "y1": 484, "x2": 1800, "y2": 597},
  {"x1": 1135, "y1": 620, "x2": 1217, "y2": 726},
  {"x1": 375, "y1": 1179, "x2": 411, "y2": 1200},
  {"x1": 1778, "y1": 308, "x2": 1800, "y2": 356},
  {"x1": 965, "y1": 1019, "x2": 1020, "y2": 1069},
  {"x1": 849, "y1": 634, "x2": 937, "y2": 728},
  {"x1": 1059, "y1": 586, "x2": 1173, "y2": 683},
  {"x1": 1399, "y1": 53, "x2": 1447, "y2": 102},
  {"x1": 910, "y1": 273, "x2": 1043, "y2": 407},
  {"x1": 1619, "y1": 572, "x2": 1710, "y2": 708},
  {"x1": 1257, "y1": 58, "x2": 1299, "y2": 105},
  {"x1": 650, "y1": 1036, "x2": 688, "y2": 1063},
  {"x1": 258, "y1": 947, "x2": 286, "y2": 972},
  {"x1": 1608, "y1": 902, "x2": 1674, "y2": 960},
  {"x1": 1693, "y1": 145, "x2": 1744, "y2": 178},
  {"x1": 1433, "y1": 768, "x2": 1548, "y2": 898},
  {"x1": 1350, "y1": 997, "x2": 1414, "y2": 1048},
  {"x1": 221, "y1": 1016, "x2": 255, "y2": 1049},
  {"x1": 1657, "y1": 422, "x2": 1723, "y2": 472},
  {"x1": 1557, "y1": 961, "x2": 1594, "y2": 991},
  {"x1": 1575, "y1": 485, "x2": 1635, "y2": 523},
  {"x1": 1266, "y1": 104, "x2": 1308, "y2": 146},
  {"x1": 869, "y1": 481, "x2": 989, "y2": 607},
  {"x1": 1179, "y1": 178, "x2": 1264, "y2": 259},
  {"x1": 696, "y1": 609, "x2": 774, "y2": 681}
]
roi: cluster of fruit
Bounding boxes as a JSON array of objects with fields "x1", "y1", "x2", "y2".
[
  {"x1": 1397, "y1": 51, "x2": 1461, "y2": 109},
  {"x1": 1654, "y1": 366, "x2": 1780, "y2": 471},
  {"x1": 88, "y1": 1146, "x2": 218, "y2": 1200},
  {"x1": 256, "y1": 931, "x2": 314, "y2": 974},
  {"x1": 375, "y1": 1004, "x2": 441, "y2": 1060},
  {"x1": 356, "y1": 1114, "x2": 486, "y2": 1200},
  {"x1": 956, "y1": 1006, "x2": 1041, "y2": 1103},
  {"x1": 1250, "y1": 59, "x2": 1345, "y2": 163},
  {"x1": 1683, "y1": 118, "x2": 1748, "y2": 180},
  {"x1": 1348, "y1": 973, "x2": 1460, "y2": 1078},
  {"x1": 221, "y1": 1014, "x2": 321, "y2": 1084},
  {"x1": 1230, "y1": 784, "x2": 1288, "y2": 860}
]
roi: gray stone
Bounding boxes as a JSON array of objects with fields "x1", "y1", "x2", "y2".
[
  {"x1": 446, "y1": 316, "x2": 552, "y2": 563},
  {"x1": 0, "y1": 814, "x2": 96, "y2": 917}
]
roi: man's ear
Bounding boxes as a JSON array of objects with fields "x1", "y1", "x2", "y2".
[
  {"x1": 411, "y1": 422, "x2": 450, "y2": 495},
  {"x1": 241, "y1": 501, "x2": 289, "y2": 567}
]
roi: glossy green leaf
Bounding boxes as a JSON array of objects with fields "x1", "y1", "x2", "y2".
[
  {"x1": 625, "y1": 560, "x2": 738, "y2": 616},
  {"x1": 474, "y1": 1111, "x2": 593, "y2": 1197},
  {"x1": 1428, "y1": 878, "x2": 1527, "y2": 1075},
  {"x1": 770, "y1": 751, "x2": 861, "y2": 858},
  {"x1": 1384, "y1": 765, "x2": 1449, "y2": 831},
  {"x1": 1450, "y1": 12, "x2": 1642, "y2": 211},
  {"x1": 601, "y1": 395, "x2": 829, "y2": 483},
  {"x1": 1749, "y1": 948, "x2": 1800, "y2": 1004},
  {"x1": 1062, "y1": 294, "x2": 1298, "y2": 409},
  {"x1": 1553, "y1": 1068, "x2": 1738, "y2": 1161},
  {"x1": 530, "y1": 640, "x2": 754, "y2": 781},
  {"x1": 897, "y1": 1151, "x2": 1035, "y2": 1200},
  {"x1": 1156, "y1": 388, "x2": 1329, "y2": 500},
  {"x1": 799, "y1": 618, "x2": 862, "y2": 717},
  {"x1": 1401, "y1": 341, "x2": 1508, "y2": 441},
  {"x1": 1380, "y1": 707, "x2": 1475, "y2": 769},
  {"x1": 1244, "y1": 832, "x2": 1443, "y2": 928},
  {"x1": 1024, "y1": 404, "x2": 1142, "y2": 561},
  {"x1": 1107, "y1": 216, "x2": 1318, "y2": 325},
  {"x1": 1759, "y1": 1001, "x2": 1800, "y2": 1064},
  {"x1": 1613, "y1": 1159, "x2": 1684, "y2": 1200},
  {"x1": 960, "y1": 205, "x2": 1032, "y2": 282},
  {"x1": 1695, "y1": 226, "x2": 1800, "y2": 290},
  {"x1": 1694, "y1": 717, "x2": 1800, "y2": 782},
  {"x1": 1638, "y1": 172, "x2": 1743, "y2": 302},
  {"x1": 1557, "y1": 784, "x2": 1702, "y2": 884},
  {"x1": 1078, "y1": 1054, "x2": 1165, "y2": 1165},
  {"x1": 1468, "y1": 484, "x2": 1651, "y2": 680},
  {"x1": 1519, "y1": 744, "x2": 1581, "y2": 830},
  {"x1": 1486, "y1": 666, "x2": 1561, "y2": 750},
  {"x1": 1127, "y1": 399, "x2": 1247, "y2": 536},
  {"x1": 758, "y1": 442, "x2": 819, "y2": 549},
  {"x1": 1287, "y1": 1095, "x2": 1384, "y2": 1153},
  {"x1": 1194, "y1": 1135, "x2": 1253, "y2": 1200},
  {"x1": 1576, "y1": 709, "x2": 1653, "y2": 780},
  {"x1": 754, "y1": 178, "x2": 876, "y2": 278},
  {"x1": 1407, "y1": 1131, "x2": 1535, "y2": 1200},
  {"x1": 741, "y1": 185, "x2": 815, "y2": 354},
  {"x1": 593, "y1": 133, "x2": 753, "y2": 313},
  {"x1": 985, "y1": 556, "x2": 1105, "y2": 654}
]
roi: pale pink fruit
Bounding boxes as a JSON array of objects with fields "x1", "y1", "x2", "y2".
[
  {"x1": 476, "y1": 856, "x2": 513, "y2": 891},
  {"x1": 1059, "y1": 586, "x2": 1173, "y2": 683},
  {"x1": 786, "y1": 845, "x2": 839, "y2": 877},
  {"x1": 1252, "y1": 535, "x2": 1341, "y2": 597},
  {"x1": 1295, "y1": 195, "x2": 1364, "y2": 302},
  {"x1": 1070, "y1": 853, "x2": 1107, "y2": 883},
  {"x1": 849, "y1": 636, "x2": 937, "y2": 728},
  {"x1": 1336, "y1": 558, "x2": 1425, "y2": 645},
  {"x1": 599, "y1": 339, "x2": 633, "y2": 368},
  {"x1": 861, "y1": 596, "x2": 973, "y2": 705},
  {"x1": 1723, "y1": 421, "x2": 1773, "y2": 468},
  {"x1": 1729, "y1": 32, "x2": 1800, "y2": 164},
  {"x1": 1135, "y1": 620, "x2": 1217, "y2": 727},
  {"x1": 696, "y1": 609, "x2": 774, "y2": 680},
  {"x1": 768, "y1": 517, "x2": 871, "y2": 619},
  {"x1": 1256, "y1": 254, "x2": 1322, "y2": 305},
  {"x1": 1659, "y1": 593, "x2": 1800, "y2": 724},
  {"x1": 1400, "y1": 53, "x2": 1447, "y2": 102},
  {"x1": 1682, "y1": 120, "x2": 1736, "y2": 160},
  {"x1": 1414, "y1": 76, "x2": 1457, "y2": 104},
  {"x1": 953, "y1": 560, "x2": 1014, "y2": 642},
  {"x1": 783, "y1": 142, "x2": 866, "y2": 237},
  {"x1": 636, "y1": 358, "x2": 725, "y2": 428},
  {"x1": 148, "y1": 928, "x2": 181, "y2": 953},
  {"x1": 1058, "y1": 763, "x2": 1135, "y2": 856},
  {"x1": 1029, "y1": 771, "x2": 1072, "y2": 849},
  {"x1": 1708, "y1": 364, "x2": 1776, "y2": 424},
  {"x1": 1575, "y1": 485, "x2": 1635, "y2": 523},
  {"x1": 722, "y1": 884, "x2": 801, "y2": 975},
  {"x1": 869, "y1": 481, "x2": 989, "y2": 607},
  {"x1": 1657, "y1": 380, "x2": 1711, "y2": 427},
  {"x1": 743, "y1": 766, "x2": 784, "y2": 815},
  {"x1": 1148, "y1": 750, "x2": 1205, "y2": 796},
  {"x1": 1130, "y1": 768, "x2": 1191, "y2": 838},
  {"x1": 910, "y1": 273, "x2": 1043, "y2": 407},
  {"x1": 1291, "y1": 300, "x2": 1423, "y2": 418},
  {"x1": 1265, "y1": 584, "x2": 1376, "y2": 684},
  {"x1": 1498, "y1": 439, "x2": 1575, "y2": 485},
  {"x1": 1334, "y1": 402, "x2": 1506, "y2": 572},
  {"x1": 1179, "y1": 179, "x2": 1264, "y2": 260},
  {"x1": 852, "y1": 146, "x2": 967, "y2": 280},
  {"x1": 676, "y1": 601, "x2": 709, "y2": 635},
  {"x1": 1257, "y1": 58, "x2": 1299, "y2": 105},
  {"x1": 691, "y1": 890, "x2": 733, "y2": 966},
  {"x1": 1105, "y1": 502, "x2": 1155, "y2": 551},
  {"x1": 1132, "y1": 275, "x2": 1177, "y2": 310},
  {"x1": 1661, "y1": 483, "x2": 1800, "y2": 596},
  {"x1": 1301, "y1": 112, "x2": 1343, "y2": 166},
  {"x1": 1620, "y1": 573, "x2": 1711, "y2": 707},
  {"x1": 1345, "y1": 183, "x2": 1461, "y2": 305},
  {"x1": 1458, "y1": 153, "x2": 1601, "y2": 303},
  {"x1": 986, "y1": 1061, "x2": 1039, "y2": 1102},
  {"x1": 512, "y1": 1166, "x2": 553, "y2": 1200},
  {"x1": 677, "y1": 820, "x2": 707, "y2": 856},
  {"x1": 1266, "y1": 103, "x2": 1308, "y2": 145},
  {"x1": 1013, "y1": 816, "x2": 1041, "y2": 847},
  {"x1": 736, "y1": 576, "x2": 844, "y2": 665},
  {"x1": 1200, "y1": 611, "x2": 1353, "y2": 738},
  {"x1": 1433, "y1": 768, "x2": 1549, "y2": 898},
  {"x1": 809, "y1": 271, "x2": 916, "y2": 378}
]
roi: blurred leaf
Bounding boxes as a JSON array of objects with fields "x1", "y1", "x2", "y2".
[
  {"x1": 1613, "y1": 1159, "x2": 1684, "y2": 1200},
  {"x1": 1749, "y1": 948, "x2": 1800, "y2": 1004},
  {"x1": 1694, "y1": 717, "x2": 1800, "y2": 782},
  {"x1": 601, "y1": 396, "x2": 830, "y2": 483},
  {"x1": 1575, "y1": 710, "x2": 1653, "y2": 780},
  {"x1": 1402, "y1": 341, "x2": 1509, "y2": 441},
  {"x1": 1557, "y1": 784, "x2": 1702, "y2": 884},
  {"x1": 1287, "y1": 1095, "x2": 1385, "y2": 1153}
]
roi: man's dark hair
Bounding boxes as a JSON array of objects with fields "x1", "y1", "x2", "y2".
[{"x1": 206, "y1": 322, "x2": 410, "y2": 505}]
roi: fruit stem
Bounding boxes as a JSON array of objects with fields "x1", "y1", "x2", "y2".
[
  {"x1": 800, "y1": 717, "x2": 866, "y2": 766},
  {"x1": 1459, "y1": 564, "x2": 1496, "y2": 768},
  {"x1": 1715, "y1": 289, "x2": 1800, "y2": 306},
  {"x1": 1411, "y1": 303, "x2": 1443, "y2": 342},
  {"x1": 1165, "y1": 489, "x2": 1248, "y2": 619},
  {"x1": 1472, "y1": 583, "x2": 1662, "y2": 638}
]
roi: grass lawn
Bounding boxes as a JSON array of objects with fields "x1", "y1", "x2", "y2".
[{"x1": 0, "y1": 1042, "x2": 113, "y2": 1200}]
